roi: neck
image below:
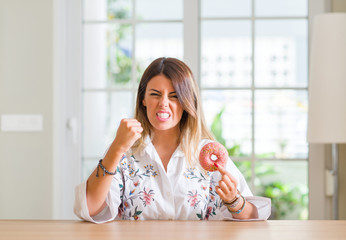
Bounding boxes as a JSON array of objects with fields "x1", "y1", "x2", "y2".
[{"x1": 151, "y1": 127, "x2": 180, "y2": 147}]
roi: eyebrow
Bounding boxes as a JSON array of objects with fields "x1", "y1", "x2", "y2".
[{"x1": 148, "y1": 89, "x2": 176, "y2": 94}]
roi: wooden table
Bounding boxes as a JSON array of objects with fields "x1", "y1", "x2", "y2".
[{"x1": 1, "y1": 220, "x2": 346, "y2": 240}]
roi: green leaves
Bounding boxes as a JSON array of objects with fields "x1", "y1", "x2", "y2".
[
  {"x1": 209, "y1": 106, "x2": 308, "y2": 220},
  {"x1": 210, "y1": 106, "x2": 245, "y2": 157},
  {"x1": 261, "y1": 181, "x2": 308, "y2": 219},
  {"x1": 210, "y1": 106, "x2": 226, "y2": 146},
  {"x1": 196, "y1": 210, "x2": 204, "y2": 220}
]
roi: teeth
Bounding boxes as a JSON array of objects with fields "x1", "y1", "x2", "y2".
[{"x1": 157, "y1": 113, "x2": 170, "y2": 119}]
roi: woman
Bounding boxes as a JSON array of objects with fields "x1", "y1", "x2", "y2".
[{"x1": 74, "y1": 57, "x2": 271, "y2": 223}]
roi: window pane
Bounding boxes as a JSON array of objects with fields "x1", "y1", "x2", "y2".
[
  {"x1": 255, "y1": 160, "x2": 308, "y2": 220},
  {"x1": 83, "y1": 0, "x2": 132, "y2": 20},
  {"x1": 83, "y1": 91, "x2": 133, "y2": 158},
  {"x1": 255, "y1": 20, "x2": 308, "y2": 87},
  {"x1": 202, "y1": 90, "x2": 252, "y2": 157},
  {"x1": 136, "y1": 0, "x2": 183, "y2": 20},
  {"x1": 255, "y1": 0, "x2": 308, "y2": 17},
  {"x1": 201, "y1": 21, "x2": 252, "y2": 88},
  {"x1": 84, "y1": 24, "x2": 132, "y2": 89},
  {"x1": 136, "y1": 23, "x2": 183, "y2": 80},
  {"x1": 255, "y1": 90, "x2": 308, "y2": 159},
  {"x1": 201, "y1": 0, "x2": 251, "y2": 17},
  {"x1": 234, "y1": 161, "x2": 252, "y2": 183}
]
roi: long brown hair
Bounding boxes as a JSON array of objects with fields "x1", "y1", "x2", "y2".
[{"x1": 133, "y1": 57, "x2": 214, "y2": 167}]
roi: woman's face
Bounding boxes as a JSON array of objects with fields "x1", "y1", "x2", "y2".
[{"x1": 142, "y1": 74, "x2": 183, "y2": 134}]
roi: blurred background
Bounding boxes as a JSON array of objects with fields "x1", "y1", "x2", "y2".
[{"x1": 0, "y1": 0, "x2": 345, "y2": 220}]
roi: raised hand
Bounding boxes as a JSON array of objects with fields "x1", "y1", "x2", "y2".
[
  {"x1": 214, "y1": 163, "x2": 239, "y2": 203},
  {"x1": 111, "y1": 118, "x2": 143, "y2": 154}
]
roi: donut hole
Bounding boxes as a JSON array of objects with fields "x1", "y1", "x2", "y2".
[{"x1": 210, "y1": 154, "x2": 218, "y2": 161}]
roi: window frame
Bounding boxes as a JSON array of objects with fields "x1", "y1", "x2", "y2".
[
  {"x1": 54, "y1": 0, "x2": 330, "y2": 220},
  {"x1": 198, "y1": 2, "x2": 310, "y2": 206}
]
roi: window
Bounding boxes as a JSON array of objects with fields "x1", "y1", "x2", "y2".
[
  {"x1": 82, "y1": 0, "x2": 183, "y2": 179},
  {"x1": 80, "y1": 0, "x2": 309, "y2": 220},
  {"x1": 200, "y1": 0, "x2": 309, "y2": 220}
]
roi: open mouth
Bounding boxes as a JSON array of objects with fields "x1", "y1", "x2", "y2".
[
  {"x1": 156, "y1": 112, "x2": 170, "y2": 119},
  {"x1": 156, "y1": 112, "x2": 171, "y2": 121}
]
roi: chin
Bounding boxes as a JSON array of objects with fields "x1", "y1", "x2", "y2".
[
  {"x1": 152, "y1": 122, "x2": 179, "y2": 132},
  {"x1": 153, "y1": 125, "x2": 173, "y2": 131}
]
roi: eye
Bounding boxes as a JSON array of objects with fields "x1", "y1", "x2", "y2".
[
  {"x1": 150, "y1": 93, "x2": 159, "y2": 96},
  {"x1": 170, "y1": 95, "x2": 178, "y2": 99}
]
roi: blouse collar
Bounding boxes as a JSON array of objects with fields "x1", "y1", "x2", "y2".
[{"x1": 141, "y1": 135, "x2": 184, "y2": 159}]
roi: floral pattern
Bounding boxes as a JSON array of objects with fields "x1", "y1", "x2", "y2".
[
  {"x1": 187, "y1": 190, "x2": 202, "y2": 208},
  {"x1": 118, "y1": 154, "x2": 157, "y2": 220},
  {"x1": 75, "y1": 138, "x2": 271, "y2": 223},
  {"x1": 139, "y1": 187, "x2": 155, "y2": 207},
  {"x1": 183, "y1": 167, "x2": 210, "y2": 182},
  {"x1": 121, "y1": 155, "x2": 158, "y2": 183},
  {"x1": 130, "y1": 206, "x2": 142, "y2": 220},
  {"x1": 117, "y1": 155, "x2": 224, "y2": 220},
  {"x1": 184, "y1": 167, "x2": 223, "y2": 220}
]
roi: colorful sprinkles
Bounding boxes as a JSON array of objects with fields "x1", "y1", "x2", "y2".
[{"x1": 199, "y1": 142, "x2": 228, "y2": 172}]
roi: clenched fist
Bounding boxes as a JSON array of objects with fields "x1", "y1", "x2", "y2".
[{"x1": 111, "y1": 119, "x2": 143, "y2": 154}]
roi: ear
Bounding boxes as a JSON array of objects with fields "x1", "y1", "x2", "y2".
[{"x1": 142, "y1": 99, "x2": 146, "y2": 107}]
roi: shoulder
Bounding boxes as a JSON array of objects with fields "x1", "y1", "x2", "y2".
[{"x1": 198, "y1": 138, "x2": 214, "y2": 151}]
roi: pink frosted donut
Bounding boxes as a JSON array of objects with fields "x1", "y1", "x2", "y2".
[{"x1": 199, "y1": 142, "x2": 228, "y2": 171}]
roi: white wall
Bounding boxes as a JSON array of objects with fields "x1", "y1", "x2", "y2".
[
  {"x1": 308, "y1": 0, "x2": 346, "y2": 220},
  {"x1": 0, "y1": 0, "x2": 53, "y2": 219},
  {"x1": 331, "y1": 0, "x2": 346, "y2": 220}
]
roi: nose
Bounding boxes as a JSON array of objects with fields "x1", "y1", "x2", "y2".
[{"x1": 159, "y1": 95, "x2": 169, "y2": 107}]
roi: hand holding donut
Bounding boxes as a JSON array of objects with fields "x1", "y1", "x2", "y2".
[
  {"x1": 214, "y1": 163, "x2": 239, "y2": 203},
  {"x1": 199, "y1": 141, "x2": 238, "y2": 203},
  {"x1": 111, "y1": 118, "x2": 143, "y2": 154}
]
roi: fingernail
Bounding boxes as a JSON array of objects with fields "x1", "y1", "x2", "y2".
[{"x1": 214, "y1": 162, "x2": 218, "y2": 168}]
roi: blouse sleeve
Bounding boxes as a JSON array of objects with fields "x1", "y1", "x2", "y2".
[
  {"x1": 73, "y1": 164, "x2": 124, "y2": 224},
  {"x1": 219, "y1": 159, "x2": 272, "y2": 221}
]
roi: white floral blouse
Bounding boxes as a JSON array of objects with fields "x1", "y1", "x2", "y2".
[{"x1": 74, "y1": 137, "x2": 271, "y2": 223}]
